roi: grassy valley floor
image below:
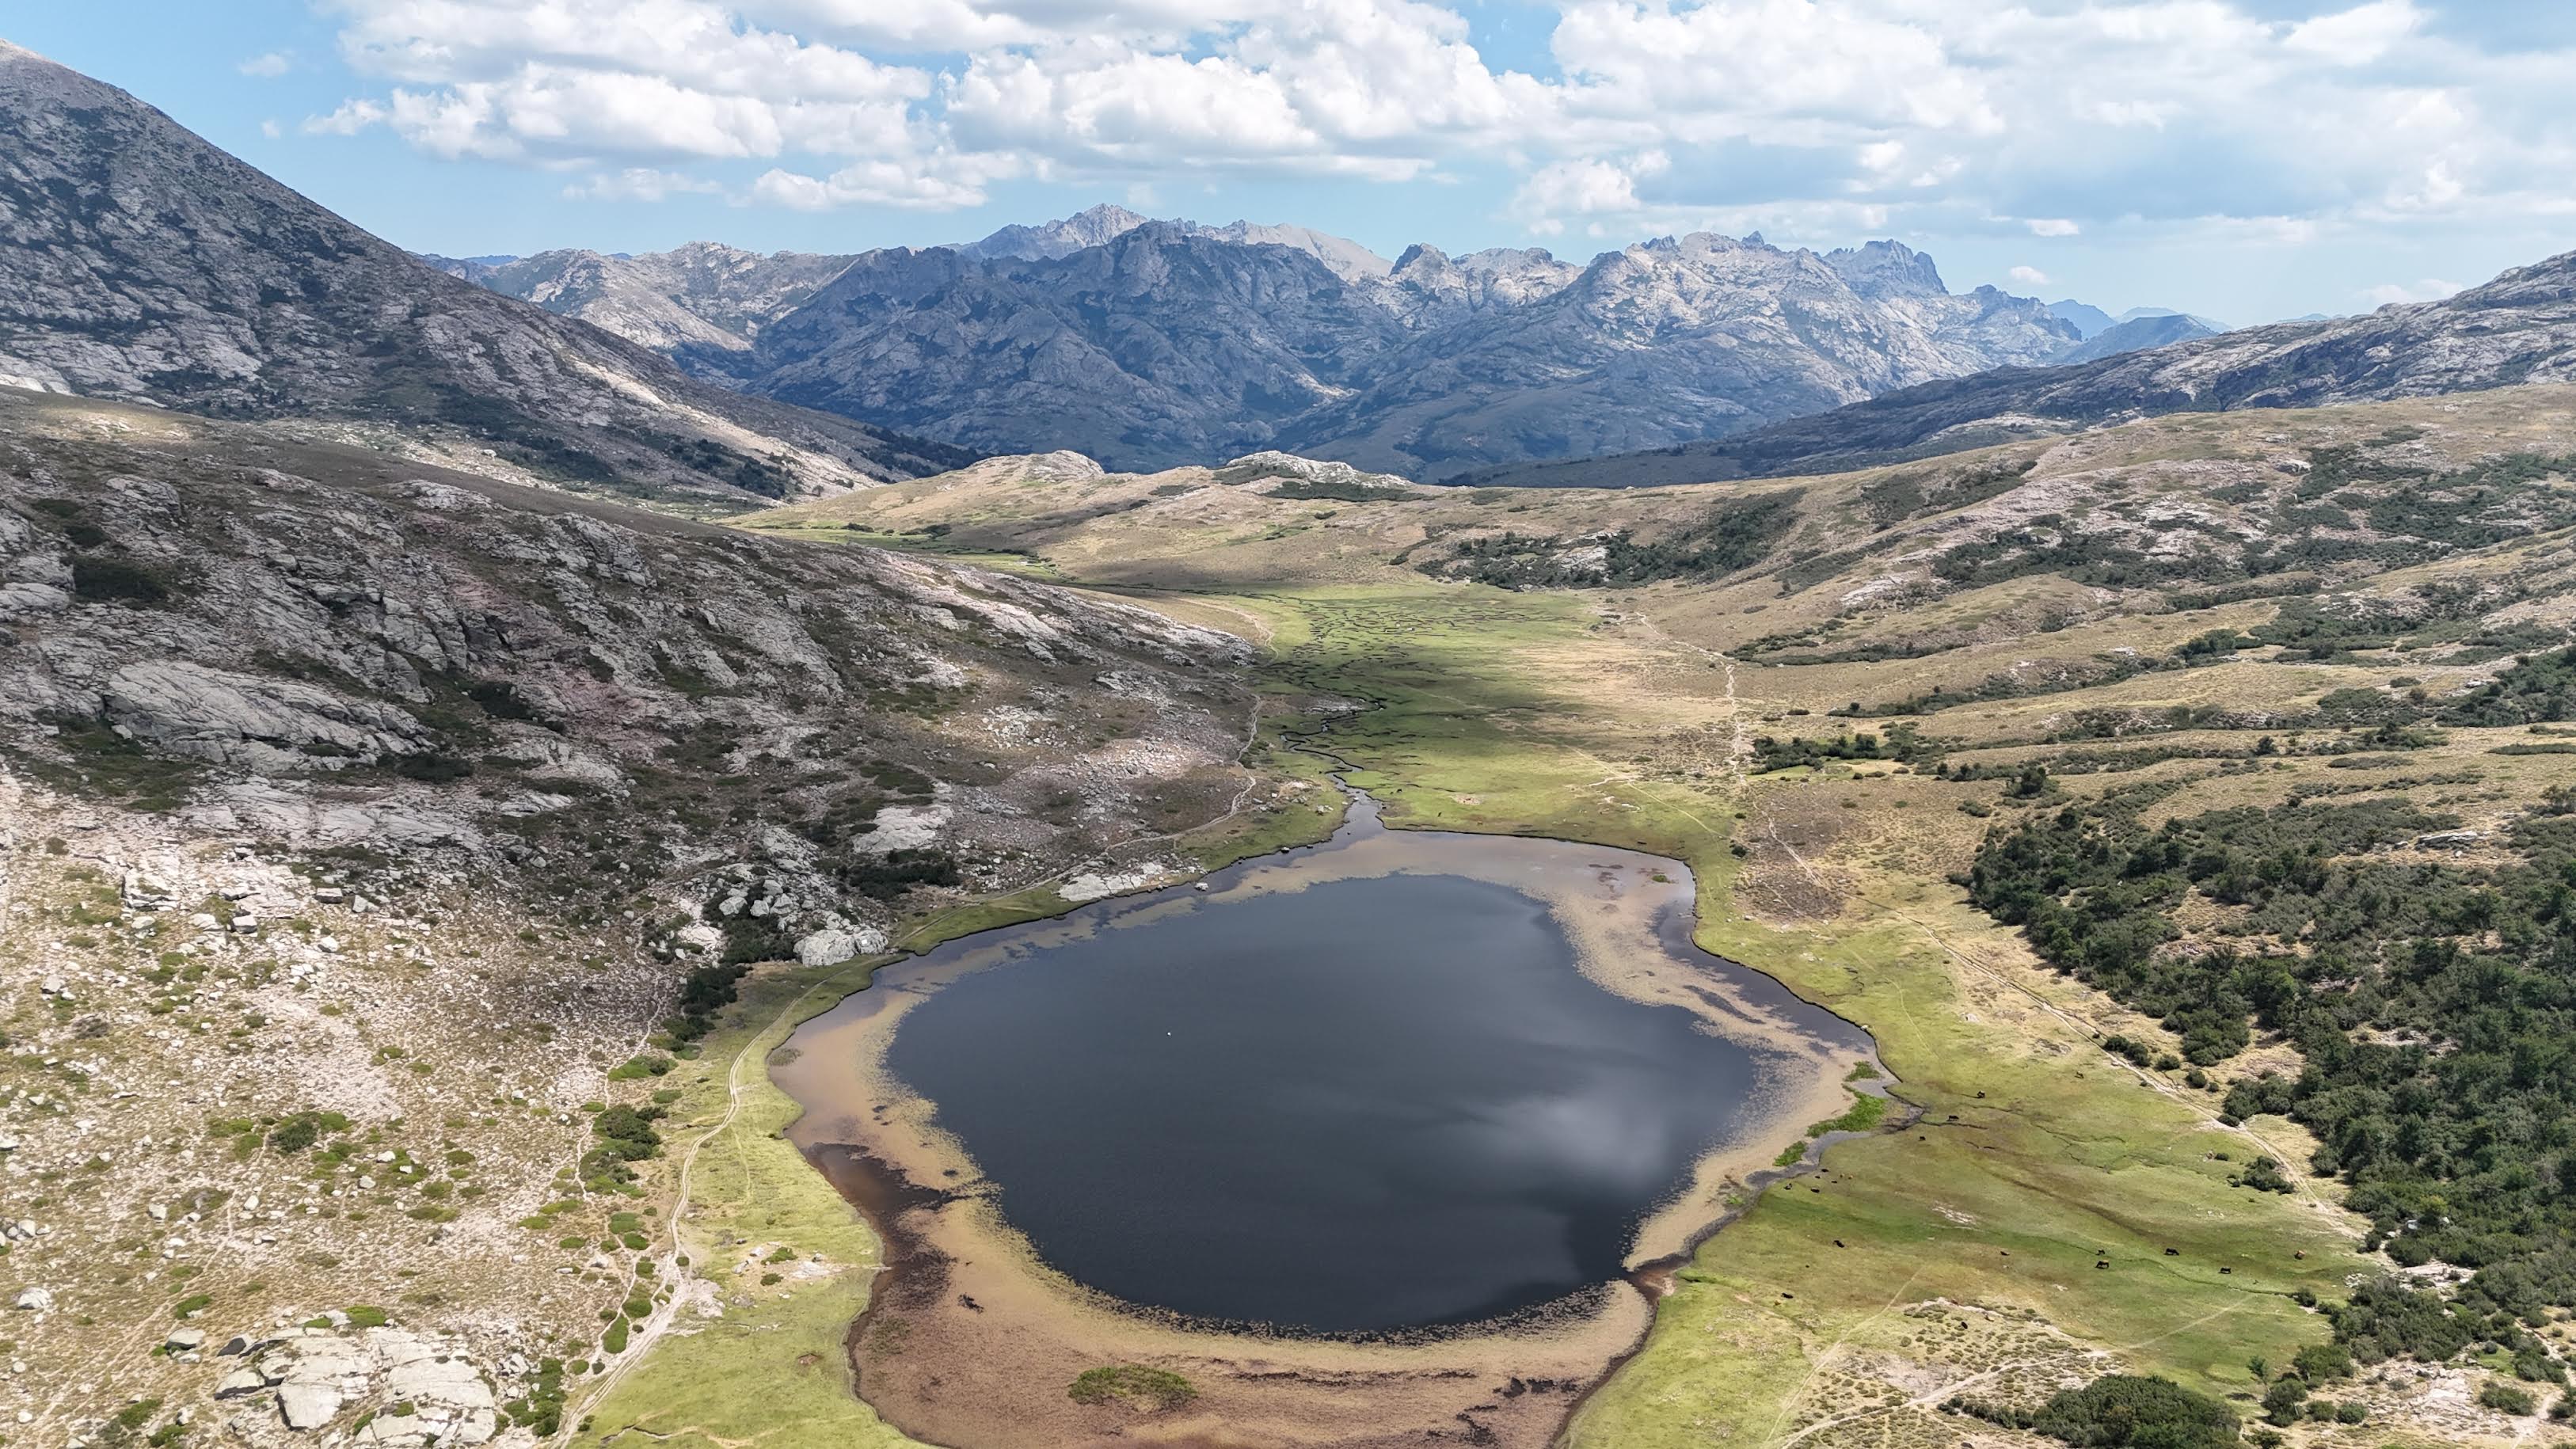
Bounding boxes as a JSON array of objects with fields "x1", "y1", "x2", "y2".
[{"x1": 590, "y1": 392, "x2": 2576, "y2": 1447}]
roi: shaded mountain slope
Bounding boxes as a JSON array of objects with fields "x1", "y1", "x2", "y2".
[
  {"x1": 736, "y1": 225, "x2": 1410, "y2": 470},
  {"x1": 0, "y1": 41, "x2": 965, "y2": 505}
]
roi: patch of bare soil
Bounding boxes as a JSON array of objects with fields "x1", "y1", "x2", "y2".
[{"x1": 1740, "y1": 785, "x2": 1862, "y2": 922}]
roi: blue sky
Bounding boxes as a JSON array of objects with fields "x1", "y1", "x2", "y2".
[{"x1": 13, "y1": 2, "x2": 2574, "y2": 323}]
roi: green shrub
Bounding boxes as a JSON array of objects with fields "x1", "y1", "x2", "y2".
[
  {"x1": 267, "y1": 1111, "x2": 350, "y2": 1154},
  {"x1": 111, "y1": 1398, "x2": 164, "y2": 1436},
  {"x1": 71, "y1": 556, "x2": 176, "y2": 605},
  {"x1": 584, "y1": 1105, "x2": 664, "y2": 1185},
  {"x1": 2238, "y1": 1156, "x2": 2292, "y2": 1193},
  {"x1": 2483, "y1": 1382, "x2": 2538, "y2": 1416},
  {"x1": 1067, "y1": 1364, "x2": 1197, "y2": 1412},
  {"x1": 2289, "y1": 1344, "x2": 2353, "y2": 1382},
  {"x1": 2034, "y1": 1376, "x2": 2243, "y2": 1449},
  {"x1": 1803, "y1": 1093, "x2": 1886, "y2": 1138},
  {"x1": 2261, "y1": 1377, "x2": 2308, "y2": 1426},
  {"x1": 394, "y1": 753, "x2": 474, "y2": 783}
]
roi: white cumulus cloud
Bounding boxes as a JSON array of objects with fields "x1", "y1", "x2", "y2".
[
  {"x1": 563, "y1": 167, "x2": 727, "y2": 201},
  {"x1": 2285, "y1": 0, "x2": 2422, "y2": 67},
  {"x1": 289, "y1": 0, "x2": 2576, "y2": 237},
  {"x1": 302, "y1": 99, "x2": 388, "y2": 136},
  {"x1": 1509, "y1": 150, "x2": 1669, "y2": 233},
  {"x1": 751, "y1": 151, "x2": 1018, "y2": 211}
]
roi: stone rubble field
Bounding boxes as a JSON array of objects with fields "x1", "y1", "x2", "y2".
[{"x1": 4, "y1": 780, "x2": 750, "y2": 1447}]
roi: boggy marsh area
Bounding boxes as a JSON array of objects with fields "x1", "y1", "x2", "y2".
[{"x1": 773, "y1": 793, "x2": 1881, "y2": 1448}]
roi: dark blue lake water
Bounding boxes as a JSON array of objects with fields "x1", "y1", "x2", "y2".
[{"x1": 882, "y1": 869, "x2": 1783, "y2": 1333}]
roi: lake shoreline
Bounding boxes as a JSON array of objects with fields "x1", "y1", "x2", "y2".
[{"x1": 770, "y1": 775, "x2": 1896, "y2": 1448}]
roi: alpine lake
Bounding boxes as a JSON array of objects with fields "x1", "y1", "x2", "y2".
[{"x1": 771, "y1": 791, "x2": 1882, "y2": 1447}]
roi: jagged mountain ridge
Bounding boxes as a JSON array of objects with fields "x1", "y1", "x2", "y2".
[
  {"x1": 1458, "y1": 247, "x2": 2576, "y2": 488},
  {"x1": 1267, "y1": 234, "x2": 2078, "y2": 473},
  {"x1": 949, "y1": 202, "x2": 1153, "y2": 263},
  {"x1": 953, "y1": 203, "x2": 1395, "y2": 283},
  {"x1": 436, "y1": 209, "x2": 2216, "y2": 476},
  {"x1": 737, "y1": 225, "x2": 1412, "y2": 469},
  {"x1": 0, "y1": 41, "x2": 965, "y2": 505},
  {"x1": 732, "y1": 226, "x2": 2082, "y2": 473}
]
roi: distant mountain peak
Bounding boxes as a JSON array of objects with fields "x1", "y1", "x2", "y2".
[
  {"x1": 2043, "y1": 311, "x2": 2220, "y2": 365},
  {"x1": 1825, "y1": 239, "x2": 1949, "y2": 299},
  {"x1": 954, "y1": 205, "x2": 1391, "y2": 282},
  {"x1": 1456, "y1": 246, "x2": 1563, "y2": 275},
  {"x1": 2115, "y1": 305, "x2": 2229, "y2": 332},
  {"x1": 2046, "y1": 299, "x2": 2117, "y2": 339},
  {"x1": 683, "y1": 212, "x2": 2085, "y2": 473},
  {"x1": 1391, "y1": 242, "x2": 1453, "y2": 274},
  {"x1": 1069, "y1": 201, "x2": 1148, "y2": 226},
  {"x1": 953, "y1": 204, "x2": 1155, "y2": 263},
  {"x1": 413, "y1": 196, "x2": 2233, "y2": 481},
  {"x1": 1462, "y1": 243, "x2": 2576, "y2": 489}
]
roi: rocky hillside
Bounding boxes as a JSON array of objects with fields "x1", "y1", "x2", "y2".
[
  {"x1": 424, "y1": 244, "x2": 855, "y2": 360},
  {"x1": 0, "y1": 387, "x2": 1265, "y2": 929},
  {"x1": 1375, "y1": 245, "x2": 1583, "y2": 329},
  {"x1": 0, "y1": 42, "x2": 965, "y2": 507},
  {"x1": 1463, "y1": 248, "x2": 2576, "y2": 488},
  {"x1": 751, "y1": 385, "x2": 2576, "y2": 762},
  {"x1": 0, "y1": 383, "x2": 1290, "y2": 1444}
]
